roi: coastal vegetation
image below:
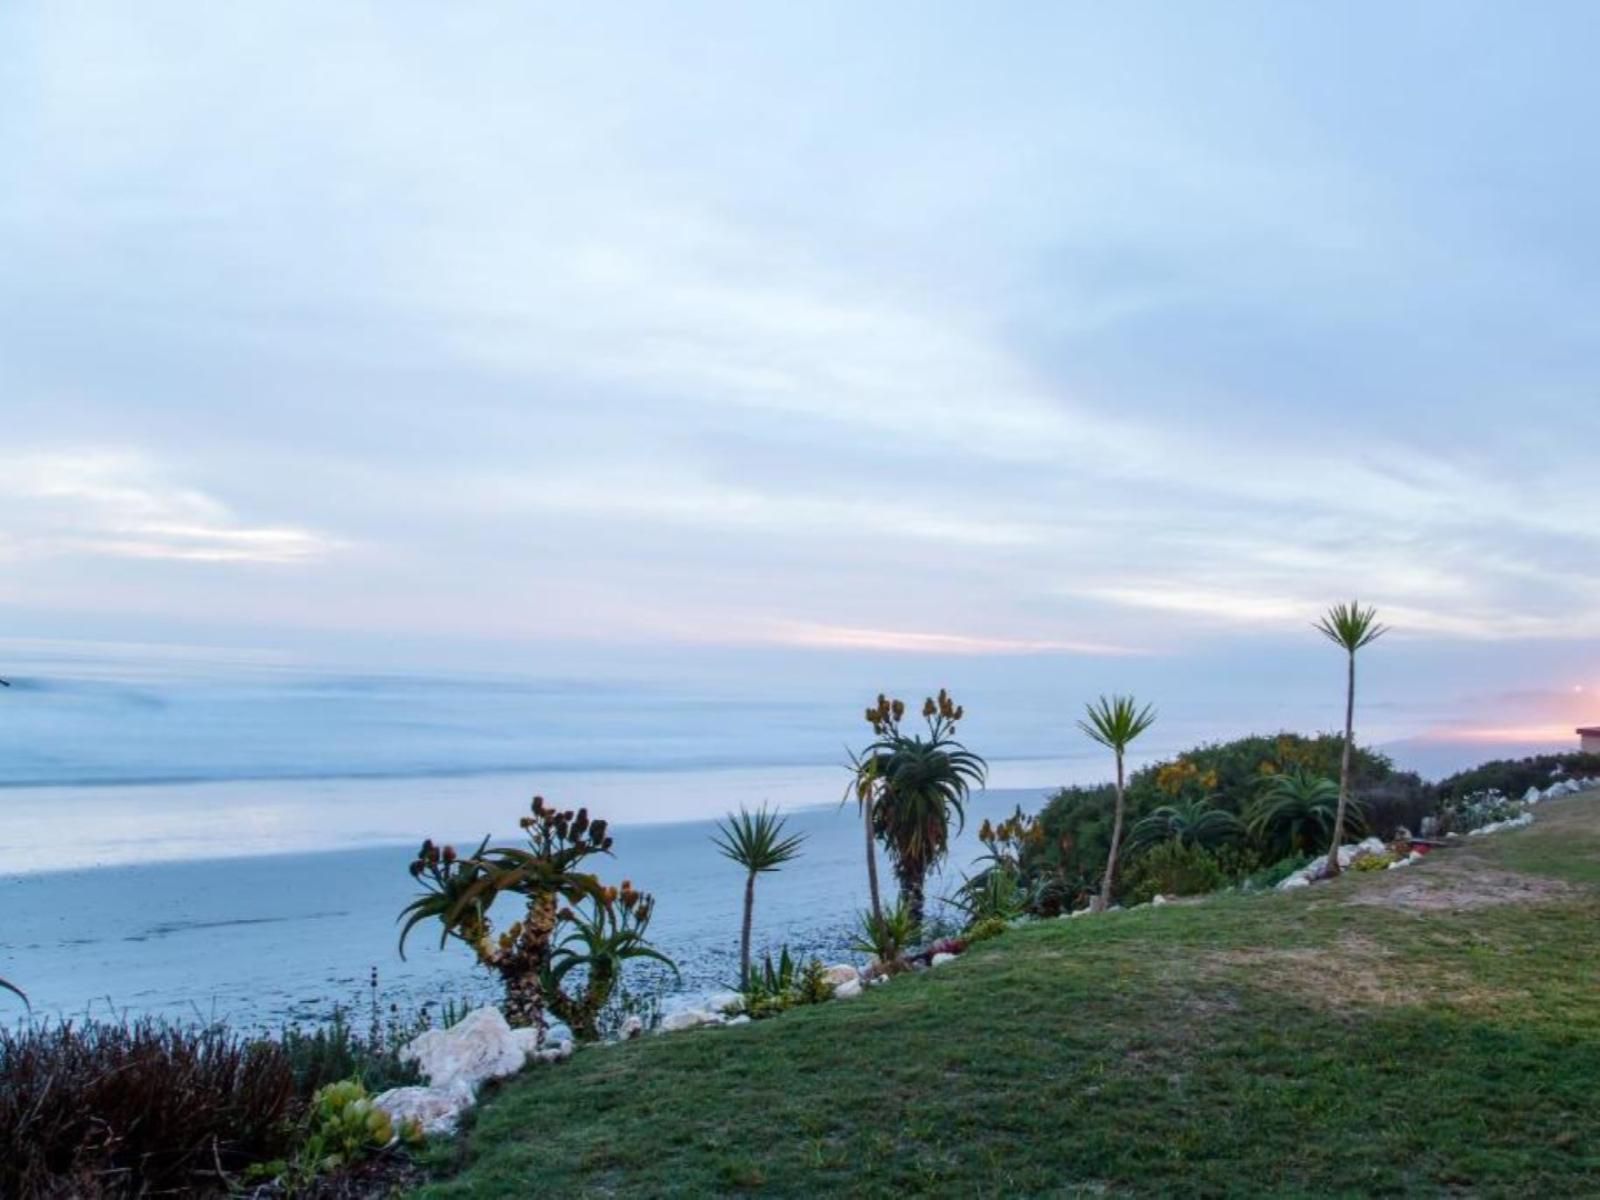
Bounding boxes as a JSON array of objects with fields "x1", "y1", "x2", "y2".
[
  {"x1": 418, "y1": 790, "x2": 1600, "y2": 1197},
  {"x1": 10, "y1": 624, "x2": 1600, "y2": 1195}
]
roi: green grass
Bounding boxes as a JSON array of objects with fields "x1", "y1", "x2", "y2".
[{"x1": 416, "y1": 796, "x2": 1600, "y2": 1198}]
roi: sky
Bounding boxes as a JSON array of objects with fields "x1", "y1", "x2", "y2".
[{"x1": 2, "y1": 2, "x2": 1598, "y2": 767}]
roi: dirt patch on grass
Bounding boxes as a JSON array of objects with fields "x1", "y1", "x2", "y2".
[
  {"x1": 1341, "y1": 862, "x2": 1577, "y2": 913},
  {"x1": 1208, "y1": 933, "x2": 1522, "y2": 1012}
]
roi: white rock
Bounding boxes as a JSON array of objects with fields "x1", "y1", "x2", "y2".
[
  {"x1": 1523, "y1": 786, "x2": 1542, "y2": 804},
  {"x1": 930, "y1": 952, "x2": 957, "y2": 967},
  {"x1": 707, "y1": 990, "x2": 744, "y2": 1014},
  {"x1": 833, "y1": 977, "x2": 864, "y2": 1000},
  {"x1": 659, "y1": 1009, "x2": 724, "y2": 1034},
  {"x1": 509, "y1": 1027, "x2": 542, "y2": 1058},
  {"x1": 1278, "y1": 875, "x2": 1311, "y2": 890},
  {"x1": 400, "y1": 1007, "x2": 526, "y2": 1096},
  {"x1": 726, "y1": 1014, "x2": 752, "y2": 1026},
  {"x1": 531, "y1": 1039, "x2": 574, "y2": 1064},
  {"x1": 372, "y1": 1085, "x2": 472, "y2": 1136},
  {"x1": 618, "y1": 1015, "x2": 645, "y2": 1041},
  {"x1": 1151, "y1": 894, "x2": 1170, "y2": 907},
  {"x1": 822, "y1": 964, "x2": 860, "y2": 988}
]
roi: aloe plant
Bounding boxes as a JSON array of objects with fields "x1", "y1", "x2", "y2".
[
  {"x1": 713, "y1": 806, "x2": 805, "y2": 988},
  {"x1": 399, "y1": 797, "x2": 613, "y2": 1031},
  {"x1": 852, "y1": 691, "x2": 986, "y2": 928},
  {"x1": 1079, "y1": 695, "x2": 1157, "y2": 911},
  {"x1": 545, "y1": 884, "x2": 677, "y2": 1041},
  {"x1": 1316, "y1": 602, "x2": 1387, "y2": 877}
]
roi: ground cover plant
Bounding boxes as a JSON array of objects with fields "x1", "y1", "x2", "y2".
[{"x1": 414, "y1": 791, "x2": 1600, "y2": 1198}]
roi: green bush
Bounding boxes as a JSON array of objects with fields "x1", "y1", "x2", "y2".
[
  {"x1": 1239, "y1": 853, "x2": 1311, "y2": 891},
  {"x1": 1435, "y1": 753, "x2": 1600, "y2": 805},
  {"x1": 739, "y1": 948, "x2": 834, "y2": 1020},
  {"x1": 965, "y1": 916, "x2": 1009, "y2": 943},
  {"x1": 1124, "y1": 841, "x2": 1226, "y2": 905}
]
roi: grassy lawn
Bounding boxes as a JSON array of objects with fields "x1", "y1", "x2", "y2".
[{"x1": 416, "y1": 795, "x2": 1600, "y2": 1198}]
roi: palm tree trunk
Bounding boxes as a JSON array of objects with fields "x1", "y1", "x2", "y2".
[
  {"x1": 1326, "y1": 651, "x2": 1356, "y2": 877},
  {"x1": 739, "y1": 871, "x2": 756, "y2": 988},
  {"x1": 1098, "y1": 751, "x2": 1127, "y2": 911},
  {"x1": 863, "y1": 801, "x2": 883, "y2": 924},
  {"x1": 898, "y1": 864, "x2": 926, "y2": 931}
]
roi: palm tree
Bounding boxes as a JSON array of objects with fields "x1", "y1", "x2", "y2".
[
  {"x1": 1248, "y1": 768, "x2": 1360, "y2": 857},
  {"x1": 1079, "y1": 695, "x2": 1157, "y2": 911},
  {"x1": 712, "y1": 806, "x2": 806, "y2": 988},
  {"x1": 853, "y1": 691, "x2": 986, "y2": 928},
  {"x1": 845, "y1": 746, "x2": 887, "y2": 926},
  {"x1": 1316, "y1": 602, "x2": 1387, "y2": 877},
  {"x1": 1129, "y1": 798, "x2": 1242, "y2": 854}
]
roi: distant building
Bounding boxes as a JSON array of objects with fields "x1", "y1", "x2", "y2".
[{"x1": 1581, "y1": 726, "x2": 1600, "y2": 753}]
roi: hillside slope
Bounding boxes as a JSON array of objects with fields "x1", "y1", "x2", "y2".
[{"x1": 418, "y1": 795, "x2": 1600, "y2": 1197}]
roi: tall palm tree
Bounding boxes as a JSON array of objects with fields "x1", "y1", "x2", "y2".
[
  {"x1": 1079, "y1": 695, "x2": 1157, "y2": 911},
  {"x1": 712, "y1": 806, "x2": 806, "y2": 988},
  {"x1": 845, "y1": 745, "x2": 887, "y2": 925},
  {"x1": 854, "y1": 691, "x2": 986, "y2": 928},
  {"x1": 1316, "y1": 602, "x2": 1387, "y2": 878}
]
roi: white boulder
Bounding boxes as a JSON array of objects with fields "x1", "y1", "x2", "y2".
[
  {"x1": 822, "y1": 963, "x2": 860, "y2": 988},
  {"x1": 834, "y1": 978, "x2": 864, "y2": 1000},
  {"x1": 726, "y1": 1014, "x2": 751, "y2": 1026},
  {"x1": 659, "y1": 1009, "x2": 725, "y2": 1034},
  {"x1": 1151, "y1": 894, "x2": 1170, "y2": 907},
  {"x1": 372, "y1": 1085, "x2": 473, "y2": 1136},
  {"x1": 930, "y1": 952, "x2": 957, "y2": 967},
  {"x1": 400, "y1": 1007, "x2": 527, "y2": 1096},
  {"x1": 1524, "y1": 786, "x2": 1542, "y2": 804},
  {"x1": 618, "y1": 1015, "x2": 645, "y2": 1040},
  {"x1": 531, "y1": 1039, "x2": 574, "y2": 1064}
]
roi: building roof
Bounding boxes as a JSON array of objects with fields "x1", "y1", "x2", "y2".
[{"x1": 1579, "y1": 726, "x2": 1600, "y2": 735}]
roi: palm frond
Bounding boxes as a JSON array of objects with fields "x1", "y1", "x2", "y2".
[
  {"x1": 1315, "y1": 601, "x2": 1388, "y2": 652},
  {"x1": 712, "y1": 806, "x2": 806, "y2": 873},
  {"x1": 1078, "y1": 695, "x2": 1157, "y2": 752}
]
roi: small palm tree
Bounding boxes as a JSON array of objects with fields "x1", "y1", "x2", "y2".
[
  {"x1": 1129, "y1": 798, "x2": 1242, "y2": 854},
  {"x1": 1316, "y1": 602, "x2": 1387, "y2": 877},
  {"x1": 1248, "y1": 769, "x2": 1361, "y2": 857},
  {"x1": 713, "y1": 806, "x2": 806, "y2": 988},
  {"x1": 1079, "y1": 695, "x2": 1157, "y2": 911}
]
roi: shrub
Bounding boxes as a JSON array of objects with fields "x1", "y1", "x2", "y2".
[
  {"x1": 279, "y1": 1005, "x2": 423, "y2": 1099},
  {"x1": 1350, "y1": 850, "x2": 1395, "y2": 872},
  {"x1": 738, "y1": 948, "x2": 834, "y2": 1019},
  {"x1": 1435, "y1": 753, "x2": 1600, "y2": 805},
  {"x1": 850, "y1": 900, "x2": 919, "y2": 973},
  {"x1": 966, "y1": 916, "x2": 1008, "y2": 942},
  {"x1": 0, "y1": 1019, "x2": 299, "y2": 1197},
  {"x1": 1124, "y1": 840, "x2": 1226, "y2": 905},
  {"x1": 1239, "y1": 853, "x2": 1311, "y2": 891},
  {"x1": 1438, "y1": 789, "x2": 1526, "y2": 835}
]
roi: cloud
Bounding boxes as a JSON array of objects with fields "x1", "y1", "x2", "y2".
[
  {"x1": 0, "y1": 450, "x2": 338, "y2": 565},
  {"x1": 759, "y1": 621, "x2": 1147, "y2": 657}
]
